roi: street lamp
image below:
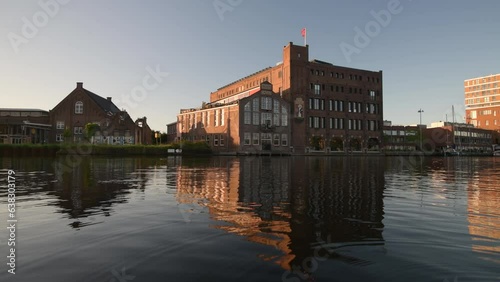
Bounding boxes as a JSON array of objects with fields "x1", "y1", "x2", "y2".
[{"x1": 418, "y1": 108, "x2": 424, "y2": 150}]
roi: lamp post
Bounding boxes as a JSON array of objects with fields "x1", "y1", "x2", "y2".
[{"x1": 418, "y1": 109, "x2": 424, "y2": 150}]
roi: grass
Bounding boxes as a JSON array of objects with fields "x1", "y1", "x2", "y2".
[{"x1": 0, "y1": 142, "x2": 212, "y2": 157}]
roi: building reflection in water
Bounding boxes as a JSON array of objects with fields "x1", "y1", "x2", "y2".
[
  {"x1": 467, "y1": 157, "x2": 500, "y2": 261},
  {"x1": 2, "y1": 157, "x2": 157, "y2": 229},
  {"x1": 175, "y1": 156, "x2": 385, "y2": 270}
]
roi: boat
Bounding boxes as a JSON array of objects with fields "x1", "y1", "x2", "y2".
[{"x1": 444, "y1": 147, "x2": 460, "y2": 156}]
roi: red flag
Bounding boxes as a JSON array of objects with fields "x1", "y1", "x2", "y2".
[{"x1": 301, "y1": 28, "x2": 306, "y2": 38}]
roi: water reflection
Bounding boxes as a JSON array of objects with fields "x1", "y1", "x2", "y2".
[
  {"x1": 467, "y1": 158, "x2": 500, "y2": 260},
  {"x1": 0, "y1": 157, "x2": 165, "y2": 229},
  {"x1": 175, "y1": 156, "x2": 385, "y2": 271}
]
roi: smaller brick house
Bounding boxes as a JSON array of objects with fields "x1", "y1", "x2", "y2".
[{"x1": 49, "y1": 82, "x2": 152, "y2": 145}]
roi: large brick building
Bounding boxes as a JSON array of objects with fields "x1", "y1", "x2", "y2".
[
  {"x1": 465, "y1": 74, "x2": 500, "y2": 132},
  {"x1": 177, "y1": 81, "x2": 291, "y2": 153},
  {"x1": 178, "y1": 42, "x2": 383, "y2": 153},
  {"x1": 205, "y1": 42, "x2": 383, "y2": 153},
  {"x1": 49, "y1": 82, "x2": 152, "y2": 144}
]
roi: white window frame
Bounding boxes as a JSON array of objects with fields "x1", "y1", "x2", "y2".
[{"x1": 75, "y1": 101, "x2": 83, "y2": 114}]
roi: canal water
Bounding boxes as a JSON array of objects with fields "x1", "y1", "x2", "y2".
[{"x1": 0, "y1": 156, "x2": 499, "y2": 282}]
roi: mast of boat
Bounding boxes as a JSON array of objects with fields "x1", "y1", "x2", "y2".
[
  {"x1": 452, "y1": 105, "x2": 461, "y2": 153},
  {"x1": 445, "y1": 114, "x2": 449, "y2": 147}
]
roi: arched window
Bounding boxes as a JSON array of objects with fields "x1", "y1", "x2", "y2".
[{"x1": 75, "y1": 101, "x2": 83, "y2": 114}]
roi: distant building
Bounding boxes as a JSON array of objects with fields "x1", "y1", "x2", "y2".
[
  {"x1": 177, "y1": 81, "x2": 291, "y2": 153},
  {"x1": 465, "y1": 74, "x2": 500, "y2": 131},
  {"x1": 49, "y1": 82, "x2": 151, "y2": 144},
  {"x1": 426, "y1": 122, "x2": 493, "y2": 153},
  {"x1": 0, "y1": 108, "x2": 51, "y2": 144},
  {"x1": 205, "y1": 42, "x2": 383, "y2": 153},
  {"x1": 382, "y1": 123, "x2": 421, "y2": 151},
  {"x1": 135, "y1": 117, "x2": 152, "y2": 145},
  {"x1": 165, "y1": 121, "x2": 178, "y2": 143}
]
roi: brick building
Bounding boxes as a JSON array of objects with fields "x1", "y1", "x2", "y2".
[
  {"x1": 0, "y1": 108, "x2": 51, "y2": 144},
  {"x1": 465, "y1": 74, "x2": 500, "y2": 132},
  {"x1": 207, "y1": 42, "x2": 383, "y2": 153},
  {"x1": 177, "y1": 81, "x2": 291, "y2": 153},
  {"x1": 426, "y1": 122, "x2": 493, "y2": 153},
  {"x1": 166, "y1": 121, "x2": 178, "y2": 143},
  {"x1": 49, "y1": 82, "x2": 152, "y2": 145}
]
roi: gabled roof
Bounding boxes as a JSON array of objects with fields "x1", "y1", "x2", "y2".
[{"x1": 84, "y1": 89, "x2": 121, "y2": 114}]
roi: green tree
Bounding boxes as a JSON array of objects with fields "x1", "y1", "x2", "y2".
[
  {"x1": 84, "y1": 123, "x2": 100, "y2": 142},
  {"x1": 63, "y1": 129, "x2": 72, "y2": 143}
]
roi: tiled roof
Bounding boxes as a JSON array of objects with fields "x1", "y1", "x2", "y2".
[{"x1": 84, "y1": 89, "x2": 121, "y2": 114}]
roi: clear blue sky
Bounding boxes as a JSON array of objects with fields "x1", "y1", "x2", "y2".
[{"x1": 1, "y1": 0, "x2": 499, "y2": 131}]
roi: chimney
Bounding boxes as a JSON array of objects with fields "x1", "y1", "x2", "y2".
[
  {"x1": 107, "y1": 97, "x2": 112, "y2": 101},
  {"x1": 76, "y1": 82, "x2": 83, "y2": 88}
]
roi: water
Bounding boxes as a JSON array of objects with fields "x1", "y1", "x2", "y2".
[{"x1": 0, "y1": 156, "x2": 499, "y2": 282}]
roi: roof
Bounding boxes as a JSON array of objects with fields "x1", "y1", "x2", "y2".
[
  {"x1": 216, "y1": 66, "x2": 272, "y2": 91},
  {"x1": 310, "y1": 59, "x2": 333, "y2": 66},
  {"x1": 84, "y1": 89, "x2": 121, "y2": 114}
]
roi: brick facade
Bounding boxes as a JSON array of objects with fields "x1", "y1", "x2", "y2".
[
  {"x1": 177, "y1": 82, "x2": 291, "y2": 153},
  {"x1": 207, "y1": 42, "x2": 384, "y2": 153},
  {"x1": 49, "y1": 82, "x2": 151, "y2": 144}
]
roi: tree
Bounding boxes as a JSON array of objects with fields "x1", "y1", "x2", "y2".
[
  {"x1": 63, "y1": 129, "x2": 72, "y2": 143},
  {"x1": 84, "y1": 123, "x2": 100, "y2": 143}
]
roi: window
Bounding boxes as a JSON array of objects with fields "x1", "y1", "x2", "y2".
[
  {"x1": 244, "y1": 112, "x2": 251, "y2": 124},
  {"x1": 273, "y1": 113, "x2": 280, "y2": 126},
  {"x1": 74, "y1": 126, "x2": 83, "y2": 135},
  {"x1": 369, "y1": 90, "x2": 376, "y2": 100},
  {"x1": 314, "y1": 84, "x2": 321, "y2": 95},
  {"x1": 281, "y1": 134, "x2": 288, "y2": 146},
  {"x1": 261, "y1": 97, "x2": 272, "y2": 110},
  {"x1": 252, "y1": 98, "x2": 259, "y2": 111},
  {"x1": 252, "y1": 133, "x2": 259, "y2": 145},
  {"x1": 261, "y1": 113, "x2": 272, "y2": 125},
  {"x1": 281, "y1": 106, "x2": 288, "y2": 127},
  {"x1": 56, "y1": 121, "x2": 64, "y2": 130},
  {"x1": 244, "y1": 133, "x2": 251, "y2": 145},
  {"x1": 253, "y1": 112, "x2": 259, "y2": 125},
  {"x1": 244, "y1": 102, "x2": 251, "y2": 112},
  {"x1": 220, "y1": 135, "x2": 224, "y2": 146},
  {"x1": 273, "y1": 100, "x2": 280, "y2": 113},
  {"x1": 273, "y1": 134, "x2": 280, "y2": 146},
  {"x1": 214, "y1": 135, "x2": 219, "y2": 146},
  {"x1": 56, "y1": 134, "x2": 63, "y2": 142},
  {"x1": 214, "y1": 110, "x2": 219, "y2": 126},
  {"x1": 220, "y1": 109, "x2": 225, "y2": 126},
  {"x1": 75, "y1": 101, "x2": 83, "y2": 114}
]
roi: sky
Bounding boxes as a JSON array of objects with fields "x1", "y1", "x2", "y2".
[{"x1": 1, "y1": 0, "x2": 499, "y2": 132}]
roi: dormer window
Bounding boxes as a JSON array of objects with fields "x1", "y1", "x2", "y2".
[{"x1": 75, "y1": 101, "x2": 83, "y2": 114}]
